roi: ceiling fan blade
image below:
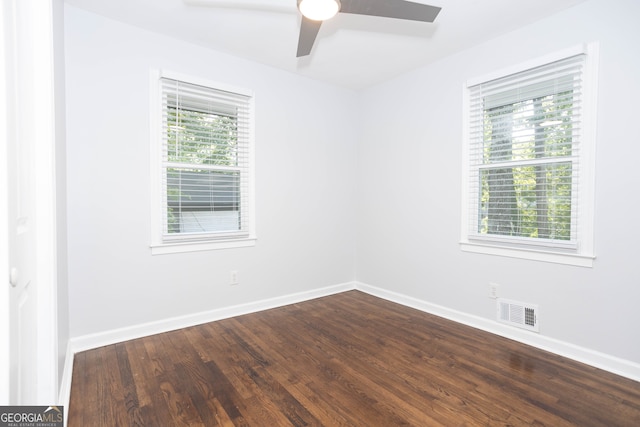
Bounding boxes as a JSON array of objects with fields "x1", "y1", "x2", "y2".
[
  {"x1": 297, "y1": 16, "x2": 323, "y2": 57},
  {"x1": 340, "y1": 0, "x2": 441, "y2": 22}
]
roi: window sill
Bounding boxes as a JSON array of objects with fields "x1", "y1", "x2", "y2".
[
  {"x1": 460, "y1": 241, "x2": 594, "y2": 267},
  {"x1": 151, "y1": 236, "x2": 256, "y2": 255}
]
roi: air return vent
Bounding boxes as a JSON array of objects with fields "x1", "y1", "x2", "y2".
[{"x1": 497, "y1": 298, "x2": 539, "y2": 332}]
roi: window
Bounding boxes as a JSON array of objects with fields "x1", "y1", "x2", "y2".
[
  {"x1": 461, "y1": 45, "x2": 598, "y2": 267},
  {"x1": 151, "y1": 70, "x2": 255, "y2": 254}
]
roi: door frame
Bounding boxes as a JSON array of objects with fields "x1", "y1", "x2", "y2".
[
  {"x1": 0, "y1": 0, "x2": 10, "y2": 403},
  {"x1": 1, "y1": 0, "x2": 59, "y2": 405}
]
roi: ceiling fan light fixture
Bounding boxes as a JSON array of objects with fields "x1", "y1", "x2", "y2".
[{"x1": 298, "y1": 0, "x2": 340, "y2": 21}]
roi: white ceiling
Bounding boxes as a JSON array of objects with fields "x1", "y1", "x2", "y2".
[{"x1": 64, "y1": 0, "x2": 586, "y2": 90}]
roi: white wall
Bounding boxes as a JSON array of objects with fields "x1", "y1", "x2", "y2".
[
  {"x1": 65, "y1": 0, "x2": 640, "y2": 372},
  {"x1": 357, "y1": 0, "x2": 640, "y2": 364},
  {"x1": 64, "y1": 6, "x2": 357, "y2": 338}
]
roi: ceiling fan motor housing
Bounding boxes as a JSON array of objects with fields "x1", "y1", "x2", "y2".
[{"x1": 298, "y1": 0, "x2": 342, "y2": 21}]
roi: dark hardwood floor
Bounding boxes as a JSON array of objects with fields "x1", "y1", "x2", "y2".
[{"x1": 68, "y1": 290, "x2": 640, "y2": 426}]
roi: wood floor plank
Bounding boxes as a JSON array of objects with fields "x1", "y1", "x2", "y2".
[
  {"x1": 156, "y1": 332, "x2": 208, "y2": 426},
  {"x1": 126, "y1": 337, "x2": 177, "y2": 427},
  {"x1": 67, "y1": 351, "x2": 85, "y2": 426},
  {"x1": 69, "y1": 290, "x2": 640, "y2": 426},
  {"x1": 115, "y1": 342, "x2": 147, "y2": 426}
]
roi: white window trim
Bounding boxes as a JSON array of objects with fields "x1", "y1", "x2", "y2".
[
  {"x1": 460, "y1": 43, "x2": 599, "y2": 267},
  {"x1": 149, "y1": 69, "x2": 256, "y2": 255}
]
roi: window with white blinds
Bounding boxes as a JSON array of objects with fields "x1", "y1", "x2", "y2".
[
  {"x1": 151, "y1": 71, "x2": 255, "y2": 253},
  {"x1": 461, "y1": 45, "x2": 598, "y2": 266}
]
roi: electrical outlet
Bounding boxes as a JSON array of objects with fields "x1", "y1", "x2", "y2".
[
  {"x1": 230, "y1": 270, "x2": 239, "y2": 286},
  {"x1": 489, "y1": 283, "x2": 499, "y2": 299}
]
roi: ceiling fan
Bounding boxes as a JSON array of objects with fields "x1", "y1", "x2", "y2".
[
  {"x1": 185, "y1": 0, "x2": 442, "y2": 57},
  {"x1": 295, "y1": 0, "x2": 442, "y2": 57}
]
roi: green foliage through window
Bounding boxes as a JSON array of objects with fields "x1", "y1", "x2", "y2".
[
  {"x1": 167, "y1": 107, "x2": 239, "y2": 167},
  {"x1": 478, "y1": 91, "x2": 574, "y2": 241}
]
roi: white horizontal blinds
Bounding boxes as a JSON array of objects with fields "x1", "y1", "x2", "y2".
[
  {"x1": 467, "y1": 54, "x2": 585, "y2": 247},
  {"x1": 160, "y1": 77, "x2": 251, "y2": 241}
]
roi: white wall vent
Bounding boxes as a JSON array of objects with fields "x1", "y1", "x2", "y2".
[{"x1": 497, "y1": 298, "x2": 539, "y2": 332}]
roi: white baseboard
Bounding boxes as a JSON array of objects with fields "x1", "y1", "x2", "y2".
[
  {"x1": 355, "y1": 281, "x2": 640, "y2": 383},
  {"x1": 58, "y1": 340, "x2": 74, "y2": 427},
  {"x1": 69, "y1": 281, "x2": 356, "y2": 354}
]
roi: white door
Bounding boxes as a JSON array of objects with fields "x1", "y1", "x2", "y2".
[{"x1": 1, "y1": 0, "x2": 58, "y2": 405}]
